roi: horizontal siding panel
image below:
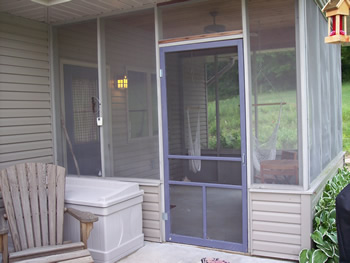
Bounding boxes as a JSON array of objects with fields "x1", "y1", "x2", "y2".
[
  {"x1": 115, "y1": 166, "x2": 158, "y2": 178},
  {"x1": 252, "y1": 250, "x2": 299, "y2": 261},
  {"x1": 143, "y1": 228, "x2": 161, "y2": 239},
  {"x1": 115, "y1": 151, "x2": 159, "y2": 164},
  {"x1": 0, "y1": 125, "x2": 51, "y2": 136},
  {"x1": 142, "y1": 202, "x2": 159, "y2": 212},
  {"x1": 141, "y1": 185, "x2": 161, "y2": 194},
  {"x1": 0, "y1": 46, "x2": 48, "y2": 61},
  {"x1": 252, "y1": 200, "x2": 301, "y2": 214},
  {"x1": 0, "y1": 91, "x2": 50, "y2": 101},
  {"x1": 0, "y1": 83, "x2": 49, "y2": 92},
  {"x1": 116, "y1": 150, "x2": 155, "y2": 159},
  {"x1": 253, "y1": 240, "x2": 301, "y2": 255},
  {"x1": 0, "y1": 56, "x2": 49, "y2": 69},
  {"x1": 0, "y1": 140, "x2": 52, "y2": 154},
  {"x1": 0, "y1": 148, "x2": 53, "y2": 163},
  {"x1": 115, "y1": 160, "x2": 158, "y2": 175},
  {"x1": 142, "y1": 211, "x2": 160, "y2": 221},
  {"x1": 252, "y1": 221, "x2": 301, "y2": 235},
  {"x1": 0, "y1": 32, "x2": 48, "y2": 46},
  {"x1": 0, "y1": 101, "x2": 51, "y2": 109},
  {"x1": 0, "y1": 14, "x2": 53, "y2": 169},
  {"x1": 144, "y1": 236, "x2": 160, "y2": 242},
  {"x1": 251, "y1": 193, "x2": 301, "y2": 203},
  {"x1": 0, "y1": 74, "x2": 49, "y2": 85},
  {"x1": 0, "y1": 23, "x2": 47, "y2": 40},
  {"x1": 0, "y1": 133, "x2": 52, "y2": 144},
  {"x1": 143, "y1": 220, "x2": 160, "y2": 230},
  {"x1": 0, "y1": 109, "x2": 51, "y2": 118},
  {"x1": 0, "y1": 65, "x2": 49, "y2": 77},
  {"x1": 116, "y1": 170, "x2": 159, "y2": 180},
  {"x1": 0, "y1": 38, "x2": 48, "y2": 53},
  {"x1": 252, "y1": 231, "x2": 301, "y2": 245},
  {"x1": 252, "y1": 211, "x2": 301, "y2": 224},
  {"x1": 111, "y1": 97, "x2": 125, "y2": 104},
  {"x1": 0, "y1": 14, "x2": 48, "y2": 32},
  {"x1": 0, "y1": 117, "x2": 51, "y2": 127},
  {"x1": 0, "y1": 156, "x2": 53, "y2": 170},
  {"x1": 143, "y1": 193, "x2": 159, "y2": 203}
]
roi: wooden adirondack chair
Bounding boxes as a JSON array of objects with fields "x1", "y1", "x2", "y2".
[{"x1": 0, "y1": 163, "x2": 98, "y2": 263}]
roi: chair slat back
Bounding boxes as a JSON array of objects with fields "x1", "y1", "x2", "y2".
[{"x1": 0, "y1": 163, "x2": 66, "y2": 252}]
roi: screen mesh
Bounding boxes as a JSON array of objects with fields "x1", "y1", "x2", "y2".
[
  {"x1": 248, "y1": 0, "x2": 299, "y2": 185},
  {"x1": 306, "y1": 0, "x2": 342, "y2": 183}
]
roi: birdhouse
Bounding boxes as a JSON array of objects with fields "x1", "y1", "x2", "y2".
[{"x1": 323, "y1": 0, "x2": 350, "y2": 44}]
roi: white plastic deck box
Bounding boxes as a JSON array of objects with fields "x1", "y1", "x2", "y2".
[{"x1": 63, "y1": 177, "x2": 144, "y2": 263}]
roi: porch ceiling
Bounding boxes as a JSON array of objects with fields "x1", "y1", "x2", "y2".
[{"x1": 0, "y1": 0, "x2": 171, "y2": 24}]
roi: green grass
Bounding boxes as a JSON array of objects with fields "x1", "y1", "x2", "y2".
[
  {"x1": 343, "y1": 82, "x2": 350, "y2": 153},
  {"x1": 207, "y1": 84, "x2": 350, "y2": 153},
  {"x1": 251, "y1": 90, "x2": 298, "y2": 149},
  {"x1": 208, "y1": 90, "x2": 298, "y2": 150}
]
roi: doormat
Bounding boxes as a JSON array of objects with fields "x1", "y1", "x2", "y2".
[{"x1": 201, "y1": 258, "x2": 230, "y2": 263}]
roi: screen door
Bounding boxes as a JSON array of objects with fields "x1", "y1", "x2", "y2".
[{"x1": 160, "y1": 39, "x2": 247, "y2": 252}]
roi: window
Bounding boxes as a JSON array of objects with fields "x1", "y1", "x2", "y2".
[{"x1": 127, "y1": 70, "x2": 158, "y2": 139}]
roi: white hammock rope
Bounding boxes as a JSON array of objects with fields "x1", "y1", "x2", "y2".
[
  {"x1": 187, "y1": 109, "x2": 201, "y2": 173},
  {"x1": 253, "y1": 103, "x2": 283, "y2": 172}
]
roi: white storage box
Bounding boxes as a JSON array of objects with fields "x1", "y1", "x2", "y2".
[{"x1": 64, "y1": 177, "x2": 144, "y2": 263}]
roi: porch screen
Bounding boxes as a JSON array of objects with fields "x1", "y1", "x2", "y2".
[
  {"x1": 159, "y1": 0, "x2": 241, "y2": 40},
  {"x1": 56, "y1": 20, "x2": 101, "y2": 176},
  {"x1": 103, "y1": 9, "x2": 160, "y2": 180},
  {"x1": 248, "y1": 0, "x2": 300, "y2": 185},
  {"x1": 305, "y1": 0, "x2": 342, "y2": 183}
]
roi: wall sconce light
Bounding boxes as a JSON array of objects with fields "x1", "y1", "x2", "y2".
[
  {"x1": 323, "y1": 0, "x2": 350, "y2": 44},
  {"x1": 116, "y1": 75, "x2": 128, "y2": 89}
]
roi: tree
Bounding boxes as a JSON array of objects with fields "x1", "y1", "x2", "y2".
[{"x1": 342, "y1": 46, "x2": 350, "y2": 82}]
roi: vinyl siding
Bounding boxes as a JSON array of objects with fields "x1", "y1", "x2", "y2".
[
  {"x1": 250, "y1": 152, "x2": 344, "y2": 260},
  {"x1": 140, "y1": 184, "x2": 162, "y2": 242},
  {"x1": 250, "y1": 192, "x2": 301, "y2": 261},
  {"x1": 0, "y1": 13, "x2": 53, "y2": 170}
]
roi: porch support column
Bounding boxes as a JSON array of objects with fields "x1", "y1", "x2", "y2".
[
  {"x1": 298, "y1": 0, "x2": 309, "y2": 191},
  {"x1": 155, "y1": 6, "x2": 166, "y2": 242},
  {"x1": 97, "y1": 18, "x2": 112, "y2": 177},
  {"x1": 242, "y1": 0, "x2": 252, "y2": 253}
]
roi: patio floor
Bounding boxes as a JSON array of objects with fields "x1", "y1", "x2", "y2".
[{"x1": 118, "y1": 242, "x2": 295, "y2": 263}]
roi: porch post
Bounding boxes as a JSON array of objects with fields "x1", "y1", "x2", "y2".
[
  {"x1": 97, "y1": 18, "x2": 111, "y2": 177},
  {"x1": 242, "y1": 0, "x2": 252, "y2": 253},
  {"x1": 298, "y1": 0, "x2": 310, "y2": 191},
  {"x1": 155, "y1": 6, "x2": 166, "y2": 242}
]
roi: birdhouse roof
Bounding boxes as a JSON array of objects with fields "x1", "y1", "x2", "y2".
[{"x1": 322, "y1": 0, "x2": 350, "y2": 12}]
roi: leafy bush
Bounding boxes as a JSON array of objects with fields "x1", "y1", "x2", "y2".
[{"x1": 300, "y1": 167, "x2": 350, "y2": 263}]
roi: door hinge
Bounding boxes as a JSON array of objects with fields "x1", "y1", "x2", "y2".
[
  {"x1": 160, "y1": 69, "x2": 163, "y2": 78},
  {"x1": 162, "y1": 212, "x2": 168, "y2": 221},
  {"x1": 242, "y1": 153, "x2": 246, "y2": 164}
]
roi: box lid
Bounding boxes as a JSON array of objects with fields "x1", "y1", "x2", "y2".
[{"x1": 65, "y1": 176, "x2": 143, "y2": 207}]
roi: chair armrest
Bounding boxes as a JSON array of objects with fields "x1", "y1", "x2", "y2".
[
  {"x1": 65, "y1": 208, "x2": 98, "y2": 223},
  {"x1": 65, "y1": 208, "x2": 98, "y2": 249}
]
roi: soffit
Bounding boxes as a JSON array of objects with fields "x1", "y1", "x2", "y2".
[{"x1": 0, "y1": 0, "x2": 171, "y2": 24}]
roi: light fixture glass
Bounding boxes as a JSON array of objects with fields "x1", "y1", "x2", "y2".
[{"x1": 116, "y1": 75, "x2": 128, "y2": 89}]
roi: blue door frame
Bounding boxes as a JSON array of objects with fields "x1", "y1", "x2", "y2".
[{"x1": 160, "y1": 39, "x2": 247, "y2": 252}]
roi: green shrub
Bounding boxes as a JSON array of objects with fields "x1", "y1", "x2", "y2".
[{"x1": 300, "y1": 167, "x2": 350, "y2": 263}]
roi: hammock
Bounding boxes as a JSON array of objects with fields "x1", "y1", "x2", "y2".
[
  {"x1": 187, "y1": 108, "x2": 201, "y2": 173},
  {"x1": 252, "y1": 103, "x2": 283, "y2": 172}
]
